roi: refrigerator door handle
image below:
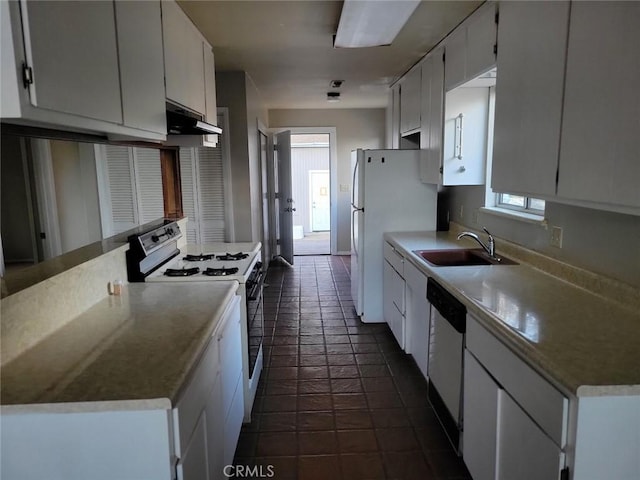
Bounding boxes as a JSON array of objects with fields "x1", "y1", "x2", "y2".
[
  {"x1": 351, "y1": 209, "x2": 359, "y2": 257},
  {"x1": 351, "y1": 156, "x2": 360, "y2": 209}
]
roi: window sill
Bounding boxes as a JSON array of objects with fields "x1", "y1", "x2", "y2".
[{"x1": 479, "y1": 206, "x2": 547, "y2": 226}]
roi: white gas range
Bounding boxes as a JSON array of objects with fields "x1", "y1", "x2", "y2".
[{"x1": 126, "y1": 222, "x2": 264, "y2": 422}]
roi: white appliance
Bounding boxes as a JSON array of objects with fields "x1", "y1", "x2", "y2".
[
  {"x1": 350, "y1": 149, "x2": 437, "y2": 323},
  {"x1": 125, "y1": 222, "x2": 263, "y2": 423}
]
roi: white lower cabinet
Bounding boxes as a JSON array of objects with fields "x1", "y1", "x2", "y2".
[
  {"x1": 496, "y1": 390, "x2": 564, "y2": 480},
  {"x1": 177, "y1": 412, "x2": 210, "y2": 480},
  {"x1": 383, "y1": 242, "x2": 406, "y2": 349},
  {"x1": 404, "y1": 260, "x2": 430, "y2": 379},
  {"x1": 463, "y1": 314, "x2": 568, "y2": 480},
  {"x1": 463, "y1": 351, "x2": 499, "y2": 480},
  {"x1": 0, "y1": 296, "x2": 243, "y2": 480}
]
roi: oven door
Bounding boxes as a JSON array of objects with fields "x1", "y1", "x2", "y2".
[{"x1": 245, "y1": 264, "x2": 264, "y2": 381}]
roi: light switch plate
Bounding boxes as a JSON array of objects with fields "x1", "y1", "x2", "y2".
[
  {"x1": 550, "y1": 226, "x2": 563, "y2": 248},
  {"x1": 340, "y1": 184, "x2": 350, "y2": 192}
]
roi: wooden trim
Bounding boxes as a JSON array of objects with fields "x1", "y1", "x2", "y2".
[{"x1": 160, "y1": 148, "x2": 183, "y2": 219}]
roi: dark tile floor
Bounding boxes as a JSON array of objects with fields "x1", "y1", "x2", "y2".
[{"x1": 233, "y1": 255, "x2": 471, "y2": 480}]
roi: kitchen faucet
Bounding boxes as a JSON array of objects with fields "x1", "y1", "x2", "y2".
[{"x1": 457, "y1": 227, "x2": 497, "y2": 259}]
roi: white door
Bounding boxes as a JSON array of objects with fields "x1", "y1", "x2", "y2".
[
  {"x1": 310, "y1": 170, "x2": 330, "y2": 231},
  {"x1": 275, "y1": 131, "x2": 294, "y2": 264}
]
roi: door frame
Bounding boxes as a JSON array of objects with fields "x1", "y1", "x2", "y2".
[{"x1": 270, "y1": 127, "x2": 338, "y2": 255}]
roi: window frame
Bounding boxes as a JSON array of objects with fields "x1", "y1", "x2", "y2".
[{"x1": 496, "y1": 193, "x2": 546, "y2": 216}]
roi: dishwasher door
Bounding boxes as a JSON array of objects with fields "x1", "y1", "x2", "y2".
[
  {"x1": 428, "y1": 305, "x2": 464, "y2": 420},
  {"x1": 426, "y1": 277, "x2": 466, "y2": 453}
]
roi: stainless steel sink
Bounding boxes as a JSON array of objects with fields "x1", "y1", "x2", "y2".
[{"x1": 413, "y1": 248, "x2": 518, "y2": 267}]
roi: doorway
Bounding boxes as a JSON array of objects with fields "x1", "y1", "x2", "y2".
[{"x1": 291, "y1": 133, "x2": 331, "y2": 255}]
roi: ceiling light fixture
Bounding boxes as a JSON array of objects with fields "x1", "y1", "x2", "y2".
[
  {"x1": 327, "y1": 92, "x2": 341, "y2": 102},
  {"x1": 334, "y1": 0, "x2": 420, "y2": 48}
]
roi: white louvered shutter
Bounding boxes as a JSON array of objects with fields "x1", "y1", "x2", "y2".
[
  {"x1": 179, "y1": 147, "x2": 200, "y2": 244},
  {"x1": 132, "y1": 148, "x2": 164, "y2": 223},
  {"x1": 197, "y1": 145, "x2": 226, "y2": 242},
  {"x1": 104, "y1": 145, "x2": 138, "y2": 234}
]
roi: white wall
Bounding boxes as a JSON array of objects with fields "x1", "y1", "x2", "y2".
[
  {"x1": 448, "y1": 185, "x2": 640, "y2": 288},
  {"x1": 268, "y1": 108, "x2": 386, "y2": 253},
  {"x1": 50, "y1": 141, "x2": 102, "y2": 253}
]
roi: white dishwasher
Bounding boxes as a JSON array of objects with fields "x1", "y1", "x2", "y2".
[{"x1": 427, "y1": 277, "x2": 466, "y2": 455}]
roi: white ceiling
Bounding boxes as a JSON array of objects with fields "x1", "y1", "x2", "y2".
[{"x1": 178, "y1": 0, "x2": 482, "y2": 110}]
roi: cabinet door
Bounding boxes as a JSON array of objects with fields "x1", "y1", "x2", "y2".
[
  {"x1": 162, "y1": 0, "x2": 206, "y2": 113},
  {"x1": 422, "y1": 49, "x2": 445, "y2": 184},
  {"x1": 21, "y1": 1, "x2": 122, "y2": 123},
  {"x1": 444, "y1": 27, "x2": 466, "y2": 91},
  {"x1": 404, "y1": 261, "x2": 429, "y2": 378},
  {"x1": 400, "y1": 68, "x2": 421, "y2": 134},
  {"x1": 557, "y1": 2, "x2": 640, "y2": 209},
  {"x1": 176, "y1": 413, "x2": 210, "y2": 480},
  {"x1": 463, "y1": 351, "x2": 500, "y2": 480},
  {"x1": 203, "y1": 44, "x2": 219, "y2": 146},
  {"x1": 496, "y1": 391, "x2": 564, "y2": 480},
  {"x1": 115, "y1": 0, "x2": 166, "y2": 134},
  {"x1": 219, "y1": 300, "x2": 243, "y2": 419},
  {"x1": 442, "y1": 87, "x2": 488, "y2": 185},
  {"x1": 205, "y1": 371, "x2": 224, "y2": 480},
  {"x1": 465, "y1": 2, "x2": 497, "y2": 80},
  {"x1": 491, "y1": 1, "x2": 569, "y2": 197},
  {"x1": 391, "y1": 84, "x2": 401, "y2": 149}
]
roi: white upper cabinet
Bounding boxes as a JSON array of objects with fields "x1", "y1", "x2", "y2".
[
  {"x1": 399, "y1": 67, "x2": 421, "y2": 135},
  {"x1": 162, "y1": 0, "x2": 206, "y2": 115},
  {"x1": 0, "y1": 0, "x2": 167, "y2": 141},
  {"x1": 445, "y1": 2, "x2": 497, "y2": 91},
  {"x1": 2, "y1": 1, "x2": 122, "y2": 123},
  {"x1": 557, "y1": 2, "x2": 640, "y2": 210},
  {"x1": 391, "y1": 84, "x2": 401, "y2": 149},
  {"x1": 465, "y1": 2, "x2": 498, "y2": 81},
  {"x1": 491, "y1": 1, "x2": 569, "y2": 198},
  {"x1": 442, "y1": 86, "x2": 488, "y2": 185},
  {"x1": 115, "y1": 1, "x2": 166, "y2": 136},
  {"x1": 419, "y1": 48, "x2": 445, "y2": 184},
  {"x1": 203, "y1": 45, "x2": 218, "y2": 146}
]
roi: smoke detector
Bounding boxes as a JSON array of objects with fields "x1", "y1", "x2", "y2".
[{"x1": 326, "y1": 92, "x2": 341, "y2": 102}]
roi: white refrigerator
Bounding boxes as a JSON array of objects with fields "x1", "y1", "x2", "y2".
[{"x1": 350, "y1": 149, "x2": 438, "y2": 323}]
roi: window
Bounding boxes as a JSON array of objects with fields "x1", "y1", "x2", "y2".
[{"x1": 497, "y1": 193, "x2": 545, "y2": 215}]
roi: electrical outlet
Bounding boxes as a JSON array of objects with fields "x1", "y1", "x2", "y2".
[
  {"x1": 550, "y1": 226, "x2": 563, "y2": 248},
  {"x1": 459, "y1": 205, "x2": 464, "y2": 219},
  {"x1": 340, "y1": 184, "x2": 350, "y2": 192}
]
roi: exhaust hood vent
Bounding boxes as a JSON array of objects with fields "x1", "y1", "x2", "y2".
[{"x1": 166, "y1": 103, "x2": 222, "y2": 136}]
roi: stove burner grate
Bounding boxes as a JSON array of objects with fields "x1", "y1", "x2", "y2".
[
  {"x1": 183, "y1": 253, "x2": 216, "y2": 262},
  {"x1": 164, "y1": 267, "x2": 200, "y2": 277},
  {"x1": 203, "y1": 267, "x2": 239, "y2": 276},
  {"x1": 216, "y1": 252, "x2": 249, "y2": 261}
]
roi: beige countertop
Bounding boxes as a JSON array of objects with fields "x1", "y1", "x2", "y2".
[
  {"x1": 384, "y1": 231, "x2": 640, "y2": 398},
  {"x1": 1, "y1": 281, "x2": 238, "y2": 411}
]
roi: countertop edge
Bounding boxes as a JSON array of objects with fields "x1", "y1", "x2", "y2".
[{"x1": 1, "y1": 398, "x2": 173, "y2": 414}]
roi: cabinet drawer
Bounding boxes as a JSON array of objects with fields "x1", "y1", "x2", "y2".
[
  {"x1": 466, "y1": 315, "x2": 568, "y2": 447},
  {"x1": 383, "y1": 242, "x2": 404, "y2": 277}
]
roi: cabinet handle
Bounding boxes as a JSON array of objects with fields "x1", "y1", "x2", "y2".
[{"x1": 454, "y1": 113, "x2": 464, "y2": 160}]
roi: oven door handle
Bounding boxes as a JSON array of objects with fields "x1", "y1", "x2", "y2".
[{"x1": 247, "y1": 270, "x2": 264, "y2": 300}]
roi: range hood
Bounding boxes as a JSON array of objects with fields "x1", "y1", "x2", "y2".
[{"x1": 166, "y1": 103, "x2": 222, "y2": 136}]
